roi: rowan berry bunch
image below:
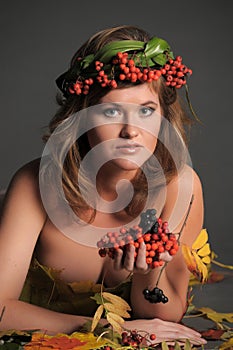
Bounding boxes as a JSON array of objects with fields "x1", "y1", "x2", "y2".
[
  {"x1": 68, "y1": 52, "x2": 192, "y2": 96},
  {"x1": 161, "y1": 56, "x2": 192, "y2": 88},
  {"x1": 97, "y1": 209, "x2": 179, "y2": 269},
  {"x1": 112, "y1": 52, "x2": 162, "y2": 84},
  {"x1": 111, "y1": 52, "x2": 192, "y2": 88},
  {"x1": 121, "y1": 330, "x2": 156, "y2": 348}
]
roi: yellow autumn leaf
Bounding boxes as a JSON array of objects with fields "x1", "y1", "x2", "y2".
[
  {"x1": 104, "y1": 302, "x2": 131, "y2": 318},
  {"x1": 184, "y1": 339, "x2": 192, "y2": 350},
  {"x1": 192, "y1": 251, "x2": 208, "y2": 282},
  {"x1": 69, "y1": 280, "x2": 96, "y2": 293},
  {"x1": 102, "y1": 292, "x2": 131, "y2": 311},
  {"x1": 0, "y1": 329, "x2": 31, "y2": 338},
  {"x1": 106, "y1": 312, "x2": 124, "y2": 334},
  {"x1": 182, "y1": 229, "x2": 212, "y2": 283},
  {"x1": 192, "y1": 228, "x2": 208, "y2": 250},
  {"x1": 161, "y1": 341, "x2": 170, "y2": 350},
  {"x1": 182, "y1": 244, "x2": 198, "y2": 273},
  {"x1": 174, "y1": 342, "x2": 182, "y2": 350},
  {"x1": 219, "y1": 337, "x2": 233, "y2": 349},
  {"x1": 197, "y1": 307, "x2": 233, "y2": 324},
  {"x1": 91, "y1": 304, "x2": 104, "y2": 332},
  {"x1": 198, "y1": 242, "x2": 211, "y2": 257},
  {"x1": 202, "y1": 255, "x2": 211, "y2": 264}
]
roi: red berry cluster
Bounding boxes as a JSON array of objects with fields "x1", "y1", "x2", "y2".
[
  {"x1": 113, "y1": 52, "x2": 162, "y2": 83},
  {"x1": 95, "y1": 60, "x2": 118, "y2": 88},
  {"x1": 161, "y1": 56, "x2": 192, "y2": 88},
  {"x1": 68, "y1": 52, "x2": 192, "y2": 96},
  {"x1": 121, "y1": 330, "x2": 156, "y2": 348},
  {"x1": 97, "y1": 218, "x2": 179, "y2": 269},
  {"x1": 68, "y1": 77, "x2": 94, "y2": 95},
  {"x1": 96, "y1": 330, "x2": 156, "y2": 349}
]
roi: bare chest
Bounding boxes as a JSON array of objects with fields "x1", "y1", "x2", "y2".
[{"x1": 35, "y1": 218, "x2": 105, "y2": 283}]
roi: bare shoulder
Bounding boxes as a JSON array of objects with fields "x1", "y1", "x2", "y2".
[
  {"x1": 0, "y1": 158, "x2": 47, "y2": 300},
  {"x1": 162, "y1": 165, "x2": 204, "y2": 246},
  {"x1": 5, "y1": 158, "x2": 41, "y2": 193},
  {"x1": 1, "y1": 158, "x2": 46, "y2": 224},
  {"x1": 167, "y1": 165, "x2": 203, "y2": 194}
]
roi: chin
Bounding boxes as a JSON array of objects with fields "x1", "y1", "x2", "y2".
[{"x1": 112, "y1": 159, "x2": 144, "y2": 171}]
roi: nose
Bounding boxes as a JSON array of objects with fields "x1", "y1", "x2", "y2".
[{"x1": 120, "y1": 124, "x2": 139, "y2": 139}]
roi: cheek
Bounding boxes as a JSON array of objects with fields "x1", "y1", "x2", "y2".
[
  {"x1": 87, "y1": 126, "x2": 116, "y2": 148},
  {"x1": 144, "y1": 133, "x2": 158, "y2": 152},
  {"x1": 87, "y1": 130, "x2": 98, "y2": 148}
]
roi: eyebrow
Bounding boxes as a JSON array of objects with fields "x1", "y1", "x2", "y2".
[
  {"x1": 141, "y1": 100, "x2": 158, "y2": 106},
  {"x1": 100, "y1": 100, "x2": 158, "y2": 107}
]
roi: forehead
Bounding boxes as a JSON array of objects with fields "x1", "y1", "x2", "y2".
[{"x1": 100, "y1": 83, "x2": 159, "y2": 105}]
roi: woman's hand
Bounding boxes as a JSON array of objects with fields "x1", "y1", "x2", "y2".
[
  {"x1": 113, "y1": 242, "x2": 148, "y2": 273},
  {"x1": 113, "y1": 241, "x2": 174, "y2": 273},
  {"x1": 124, "y1": 318, "x2": 207, "y2": 346}
]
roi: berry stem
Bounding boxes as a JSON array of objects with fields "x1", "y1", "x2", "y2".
[
  {"x1": 155, "y1": 195, "x2": 194, "y2": 288},
  {"x1": 177, "y1": 194, "x2": 194, "y2": 243},
  {"x1": 185, "y1": 85, "x2": 203, "y2": 124},
  {"x1": 155, "y1": 262, "x2": 168, "y2": 287}
]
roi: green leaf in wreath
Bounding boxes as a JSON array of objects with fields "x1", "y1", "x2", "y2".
[
  {"x1": 95, "y1": 40, "x2": 145, "y2": 63},
  {"x1": 144, "y1": 36, "x2": 171, "y2": 59}
]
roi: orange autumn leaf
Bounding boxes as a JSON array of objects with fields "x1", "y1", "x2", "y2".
[
  {"x1": 24, "y1": 333, "x2": 87, "y2": 349},
  {"x1": 24, "y1": 332, "x2": 110, "y2": 350}
]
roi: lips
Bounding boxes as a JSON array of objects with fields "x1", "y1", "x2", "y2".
[
  {"x1": 115, "y1": 141, "x2": 143, "y2": 154},
  {"x1": 116, "y1": 142, "x2": 142, "y2": 149}
]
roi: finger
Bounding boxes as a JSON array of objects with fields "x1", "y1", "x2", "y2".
[
  {"x1": 155, "y1": 332, "x2": 206, "y2": 345},
  {"x1": 161, "y1": 320, "x2": 202, "y2": 337},
  {"x1": 113, "y1": 248, "x2": 123, "y2": 270},
  {"x1": 135, "y1": 241, "x2": 149, "y2": 272},
  {"x1": 123, "y1": 244, "x2": 135, "y2": 272},
  {"x1": 164, "y1": 330, "x2": 206, "y2": 344},
  {"x1": 170, "y1": 323, "x2": 200, "y2": 334},
  {"x1": 159, "y1": 251, "x2": 173, "y2": 262},
  {"x1": 157, "y1": 338, "x2": 206, "y2": 346}
]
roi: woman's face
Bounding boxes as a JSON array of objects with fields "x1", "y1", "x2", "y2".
[{"x1": 86, "y1": 83, "x2": 162, "y2": 172}]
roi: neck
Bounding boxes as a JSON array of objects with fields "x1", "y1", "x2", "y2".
[{"x1": 96, "y1": 163, "x2": 138, "y2": 202}]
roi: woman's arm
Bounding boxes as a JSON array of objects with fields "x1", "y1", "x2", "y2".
[
  {"x1": 0, "y1": 162, "x2": 91, "y2": 333},
  {"x1": 130, "y1": 167, "x2": 204, "y2": 321}
]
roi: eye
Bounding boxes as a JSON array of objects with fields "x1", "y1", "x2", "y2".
[
  {"x1": 103, "y1": 108, "x2": 122, "y2": 118},
  {"x1": 139, "y1": 107, "x2": 155, "y2": 117}
]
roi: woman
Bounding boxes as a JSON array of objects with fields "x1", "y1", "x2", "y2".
[{"x1": 0, "y1": 25, "x2": 206, "y2": 345}]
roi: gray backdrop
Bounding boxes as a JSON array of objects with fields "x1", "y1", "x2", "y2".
[{"x1": 0, "y1": 1, "x2": 232, "y2": 261}]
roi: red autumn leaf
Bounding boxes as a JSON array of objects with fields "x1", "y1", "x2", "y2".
[
  {"x1": 207, "y1": 270, "x2": 225, "y2": 283},
  {"x1": 201, "y1": 328, "x2": 225, "y2": 340}
]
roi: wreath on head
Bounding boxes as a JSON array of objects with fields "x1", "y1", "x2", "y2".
[{"x1": 56, "y1": 37, "x2": 192, "y2": 97}]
